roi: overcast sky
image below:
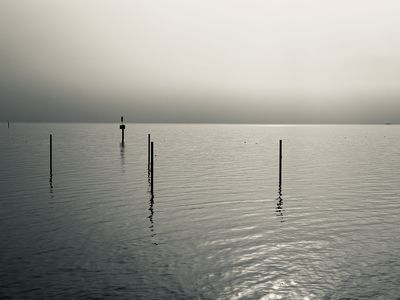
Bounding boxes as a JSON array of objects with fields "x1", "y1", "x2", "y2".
[{"x1": 1, "y1": 0, "x2": 400, "y2": 123}]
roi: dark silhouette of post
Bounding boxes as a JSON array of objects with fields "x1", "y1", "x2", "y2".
[
  {"x1": 50, "y1": 134, "x2": 53, "y2": 174},
  {"x1": 151, "y1": 142, "x2": 154, "y2": 194},
  {"x1": 148, "y1": 134, "x2": 151, "y2": 172},
  {"x1": 119, "y1": 116, "x2": 126, "y2": 145},
  {"x1": 279, "y1": 140, "x2": 282, "y2": 187},
  {"x1": 7, "y1": 121, "x2": 9, "y2": 128}
]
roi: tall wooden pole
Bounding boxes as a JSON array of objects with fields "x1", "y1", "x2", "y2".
[
  {"x1": 50, "y1": 134, "x2": 53, "y2": 174},
  {"x1": 148, "y1": 134, "x2": 151, "y2": 172},
  {"x1": 279, "y1": 140, "x2": 282, "y2": 187},
  {"x1": 151, "y1": 142, "x2": 154, "y2": 194}
]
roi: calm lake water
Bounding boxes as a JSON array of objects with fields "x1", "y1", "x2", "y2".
[{"x1": 1, "y1": 123, "x2": 400, "y2": 299}]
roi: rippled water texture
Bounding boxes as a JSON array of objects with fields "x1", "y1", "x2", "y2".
[{"x1": 1, "y1": 124, "x2": 400, "y2": 299}]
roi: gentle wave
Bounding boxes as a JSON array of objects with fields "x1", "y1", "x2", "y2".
[{"x1": 1, "y1": 124, "x2": 400, "y2": 299}]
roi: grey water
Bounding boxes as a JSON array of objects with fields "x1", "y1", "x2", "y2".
[{"x1": 1, "y1": 123, "x2": 400, "y2": 299}]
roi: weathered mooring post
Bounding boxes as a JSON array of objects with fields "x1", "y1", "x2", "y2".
[
  {"x1": 50, "y1": 134, "x2": 53, "y2": 174},
  {"x1": 279, "y1": 140, "x2": 282, "y2": 187},
  {"x1": 148, "y1": 134, "x2": 151, "y2": 172},
  {"x1": 119, "y1": 116, "x2": 126, "y2": 145},
  {"x1": 151, "y1": 141, "x2": 154, "y2": 194}
]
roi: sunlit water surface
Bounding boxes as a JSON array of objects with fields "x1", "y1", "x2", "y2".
[{"x1": 1, "y1": 123, "x2": 400, "y2": 299}]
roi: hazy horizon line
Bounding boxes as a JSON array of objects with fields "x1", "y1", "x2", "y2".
[{"x1": 2, "y1": 121, "x2": 397, "y2": 125}]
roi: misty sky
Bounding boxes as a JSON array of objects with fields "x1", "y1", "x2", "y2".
[{"x1": 1, "y1": 0, "x2": 400, "y2": 123}]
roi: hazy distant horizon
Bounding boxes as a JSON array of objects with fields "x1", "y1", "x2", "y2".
[
  {"x1": 2, "y1": 120, "x2": 398, "y2": 125},
  {"x1": 1, "y1": 0, "x2": 400, "y2": 123}
]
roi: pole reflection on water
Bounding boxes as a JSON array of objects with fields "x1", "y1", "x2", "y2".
[
  {"x1": 119, "y1": 142, "x2": 125, "y2": 174},
  {"x1": 276, "y1": 186, "x2": 285, "y2": 222},
  {"x1": 49, "y1": 174, "x2": 54, "y2": 204},
  {"x1": 276, "y1": 139, "x2": 284, "y2": 222},
  {"x1": 148, "y1": 188, "x2": 157, "y2": 245}
]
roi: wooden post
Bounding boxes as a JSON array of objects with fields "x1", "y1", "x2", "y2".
[
  {"x1": 279, "y1": 140, "x2": 282, "y2": 187},
  {"x1": 7, "y1": 121, "x2": 9, "y2": 128},
  {"x1": 148, "y1": 134, "x2": 151, "y2": 172},
  {"x1": 151, "y1": 142, "x2": 154, "y2": 194},
  {"x1": 50, "y1": 134, "x2": 53, "y2": 174},
  {"x1": 119, "y1": 116, "x2": 125, "y2": 145}
]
